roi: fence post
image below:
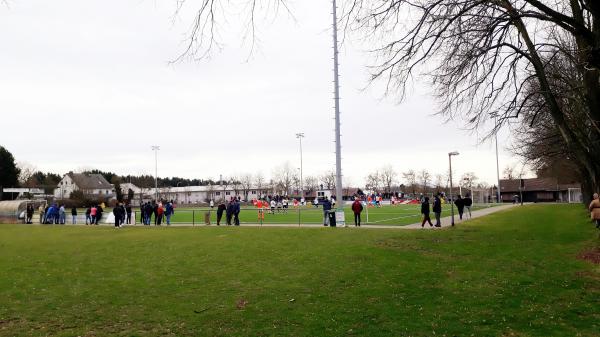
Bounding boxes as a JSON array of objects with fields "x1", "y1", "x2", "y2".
[
  {"x1": 298, "y1": 207, "x2": 300, "y2": 227},
  {"x1": 192, "y1": 210, "x2": 195, "y2": 226}
]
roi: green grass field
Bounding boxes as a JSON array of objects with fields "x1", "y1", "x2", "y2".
[
  {"x1": 135, "y1": 203, "x2": 497, "y2": 226},
  {"x1": 1, "y1": 204, "x2": 598, "y2": 336}
]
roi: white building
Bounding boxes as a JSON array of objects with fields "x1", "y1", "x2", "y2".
[
  {"x1": 54, "y1": 172, "x2": 115, "y2": 199},
  {"x1": 146, "y1": 185, "x2": 274, "y2": 205}
]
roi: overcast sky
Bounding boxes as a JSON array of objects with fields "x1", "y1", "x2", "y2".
[{"x1": 0, "y1": 0, "x2": 525, "y2": 187}]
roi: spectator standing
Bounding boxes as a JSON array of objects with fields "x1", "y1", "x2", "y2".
[
  {"x1": 156, "y1": 202, "x2": 164, "y2": 225},
  {"x1": 165, "y1": 201, "x2": 174, "y2": 225},
  {"x1": 38, "y1": 204, "x2": 45, "y2": 224},
  {"x1": 351, "y1": 197, "x2": 363, "y2": 227},
  {"x1": 233, "y1": 199, "x2": 241, "y2": 226},
  {"x1": 322, "y1": 198, "x2": 332, "y2": 226},
  {"x1": 89, "y1": 206, "x2": 96, "y2": 224},
  {"x1": 226, "y1": 200, "x2": 234, "y2": 225},
  {"x1": 71, "y1": 206, "x2": 77, "y2": 224},
  {"x1": 26, "y1": 204, "x2": 34, "y2": 224},
  {"x1": 59, "y1": 205, "x2": 66, "y2": 224},
  {"x1": 433, "y1": 194, "x2": 442, "y2": 227},
  {"x1": 96, "y1": 205, "x2": 104, "y2": 225},
  {"x1": 421, "y1": 197, "x2": 434, "y2": 228},
  {"x1": 125, "y1": 203, "x2": 132, "y2": 224},
  {"x1": 216, "y1": 202, "x2": 226, "y2": 226},
  {"x1": 588, "y1": 193, "x2": 600, "y2": 229}
]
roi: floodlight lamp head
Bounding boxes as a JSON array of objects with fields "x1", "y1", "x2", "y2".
[
  {"x1": 296, "y1": 132, "x2": 305, "y2": 138},
  {"x1": 449, "y1": 151, "x2": 459, "y2": 156}
]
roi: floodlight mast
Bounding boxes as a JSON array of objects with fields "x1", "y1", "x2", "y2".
[
  {"x1": 152, "y1": 145, "x2": 160, "y2": 201},
  {"x1": 332, "y1": 0, "x2": 343, "y2": 215},
  {"x1": 296, "y1": 133, "x2": 305, "y2": 199}
]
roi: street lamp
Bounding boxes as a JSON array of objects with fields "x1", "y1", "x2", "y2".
[
  {"x1": 295, "y1": 132, "x2": 305, "y2": 199},
  {"x1": 448, "y1": 151, "x2": 460, "y2": 226},
  {"x1": 152, "y1": 145, "x2": 160, "y2": 201}
]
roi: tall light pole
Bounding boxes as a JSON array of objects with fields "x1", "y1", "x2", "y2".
[
  {"x1": 448, "y1": 151, "x2": 459, "y2": 226},
  {"x1": 296, "y1": 132, "x2": 305, "y2": 199},
  {"x1": 151, "y1": 145, "x2": 160, "y2": 201},
  {"x1": 332, "y1": 0, "x2": 344, "y2": 224},
  {"x1": 494, "y1": 117, "x2": 501, "y2": 203}
]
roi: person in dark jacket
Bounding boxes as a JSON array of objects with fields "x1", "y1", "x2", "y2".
[
  {"x1": 71, "y1": 206, "x2": 77, "y2": 224},
  {"x1": 233, "y1": 199, "x2": 241, "y2": 226},
  {"x1": 351, "y1": 198, "x2": 364, "y2": 227},
  {"x1": 96, "y1": 205, "x2": 103, "y2": 225},
  {"x1": 153, "y1": 201, "x2": 159, "y2": 225},
  {"x1": 125, "y1": 203, "x2": 132, "y2": 224},
  {"x1": 454, "y1": 195, "x2": 465, "y2": 220},
  {"x1": 165, "y1": 201, "x2": 174, "y2": 225},
  {"x1": 433, "y1": 194, "x2": 442, "y2": 227},
  {"x1": 421, "y1": 197, "x2": 434, "y2": 227},
  {"x1": 463, "y1": 194, "x2": 473, "y2": 219},
  {"x1": 216, "y1": 202, "x2": 226, "y2": 226},
  {"x1": 226, "y1": 200, "x2": 234, "y2": 226},
  {"x1": 26, "y1": 204, "x2": 34, "y2": 224},
  {"x1": 113, "y1": 204, "x2": 122, "y2": 228},
  {"x1": 322, "y1": 198, "x2": 332, "y2": 226}
]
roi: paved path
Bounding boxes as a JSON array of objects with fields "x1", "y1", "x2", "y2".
[
  {"x1": 19, "y1": 204, "x2": 516, "y2": 229},
  {"x1": 162, "y1": 204, "x2": 516, "y2": 229}
]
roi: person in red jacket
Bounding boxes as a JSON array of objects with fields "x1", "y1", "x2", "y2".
[{"x1": 351, "y1": 197, "x2": 364, "y2": 227}]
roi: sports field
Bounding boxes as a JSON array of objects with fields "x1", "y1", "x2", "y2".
[
  {"x1": 137, "y1": 203, "x2": 498, "y2": 226},
  {"x1": 0, "y1": 204, "x2": 598, "y2": 336}
]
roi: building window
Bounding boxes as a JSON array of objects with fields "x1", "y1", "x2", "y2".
[
  {"x1": 216, "y1": 192, "x2": 221, "y2": 196},
  {"x1": 251, "y1": 191, "x2": 256, "y2": 194},
  {"x1": 226, "y1": 192, "x2": 230, "y2": 195}
]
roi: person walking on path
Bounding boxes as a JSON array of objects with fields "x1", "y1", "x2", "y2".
[
  {"x1": 322, "y1": 198, "x2": 332, "y2": 226},
  {"x1": 463, "y1": 194, "x2": 473, "y2": 219},
  {"x1": 454, "y1": 195, "x2": 465, "y2": 220},
  {"x1": 421, "y1": 197, "x2": 434, "y2": 228},
  {"x1": 216, "y1": 202, "x2": 226, "y2": 226},
  {"x1": 588, "y1": 193, "x2": 600, "y2": 229},
  {"x1": 351, "y1": 197, "x2": 364, "y2": 227},
  {"x1": 71, "y1": 206, "x2": 77, "y2": 224},
  {"x1": 433, "y1": 194, "x2": 442, "y2": 227}
]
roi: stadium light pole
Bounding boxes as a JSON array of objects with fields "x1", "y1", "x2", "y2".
[
  {"x1": 151, "y1": 145, "x2": 160, "y2": 201},
  {"x1": 448, "y1": 151, "x2": 459, "y2": 226},
  {"x1": 331, "y1": 0, "x2": 344, "y2": 225},
  {"x1": 296, "y1": 132, "x2": 305, "y2": 200},
  {"x1": 494, "y1": 117, "x2": 501, "y2": 203}
]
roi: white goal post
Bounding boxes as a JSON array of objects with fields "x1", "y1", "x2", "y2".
[{"x1": 567, "y1": 188, "x2": 582, "y2": 203}]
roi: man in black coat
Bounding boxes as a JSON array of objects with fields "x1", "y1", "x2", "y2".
[
  {"x1": 420, "y1": 197, "x2": 434, "y2": 227},
  {"x1": 433, "y1": 194, "x2": 442, "y2": 227},
  {"x1": 216, "y1": 202, "x2": 226, "y2": 226},
  {"x1": 454, "y1": 195, "x2": 465, "y2": 220},
  {"x1": 226, "y1": 200, "x2": 234, "y2": 226},
  {"x1": 233, "y1": 199, "x2": 241, "y2": 226}
]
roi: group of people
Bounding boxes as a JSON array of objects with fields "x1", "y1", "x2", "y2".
[
  {"x1": 111, "y1": 202, "x2": 133, "y2": 228},
  {"x1": 215, "y1": 198, "x2": 241, "y2": 226},
  {"x1": 84, "y1": 205, "x2": 104, "y2": 225},
  {"x1": 39, "y1": 204, "x2": 79, "y2": 224},
  {"x1": 139, "y1": 200, "x2": 175, "y2": 226},
  {"x1": 420, "y1": 193, "x2": 473, "y2": 228}
]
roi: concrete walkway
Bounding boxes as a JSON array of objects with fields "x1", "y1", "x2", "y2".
[{"x1": 18, "y1": 204, "x2": 516, "y2": 230}]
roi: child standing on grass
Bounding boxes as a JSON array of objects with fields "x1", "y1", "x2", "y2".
[{"x1": 588, "y1": 193, "x2": 600, "y2": 229}]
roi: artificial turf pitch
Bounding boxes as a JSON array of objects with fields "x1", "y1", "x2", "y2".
[{"x1": 0, "y1": 204, "x2": 598, "y2": 336}]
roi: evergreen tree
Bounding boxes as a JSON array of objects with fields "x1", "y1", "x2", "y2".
[{"x1": 0, "y1": 146, "x2": 20, "y2": 200}]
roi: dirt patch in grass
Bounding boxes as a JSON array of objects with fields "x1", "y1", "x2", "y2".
[{"x1": 577, "y1": 247, "x2": 600, "y2": 264}]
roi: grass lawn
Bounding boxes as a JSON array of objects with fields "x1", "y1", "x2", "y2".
[
  {"x1": 136, "y1": 203, "x2": 498, "y2": 226},
  {"x1": 0, "y1": 204, "x2": 598, "y2": 336}
]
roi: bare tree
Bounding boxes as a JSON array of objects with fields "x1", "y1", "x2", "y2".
[
  {"x1": 402, "y1": 170, "x2": 417, "y2": 195},
  {"x1": 343, "y1": 0, "x2": 600, "y2": 199},
  {"x1": 434, "y1": 174, "x2": 444, "y2": 192},
  {"x1": 17, "y1": 162, "x2": 37, "y2": 187},
  {"x1": 304, "y1": 175, "x2": 318, "y2": 197},
  {"x1": 240, "y1": 173, "x2": 253, "y2": 200},
  {"x1": 254, "y1": 172, "x2": 265, "y2": 197},
  {"x1": 460, "y1": 172, "x2": 478, "y2": 195},
  {"x1": 365, "y1": 171, "x2": 380, "y2": 193},
  {"x1": 418, "y1": 170, "x2": 431, "y2": 194},
  {"x1": 503, "y1": 166, "x2": 516, "y2": 180},
  {"x1": 320, "y1": 170, "x2": 336, "y2": 190},
  {"x1": 379, "y1": 165, "x2": 397, "y2": 194},
  {"x1": 272, "y1": 162, "x2": 296, "y2": 196}
]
